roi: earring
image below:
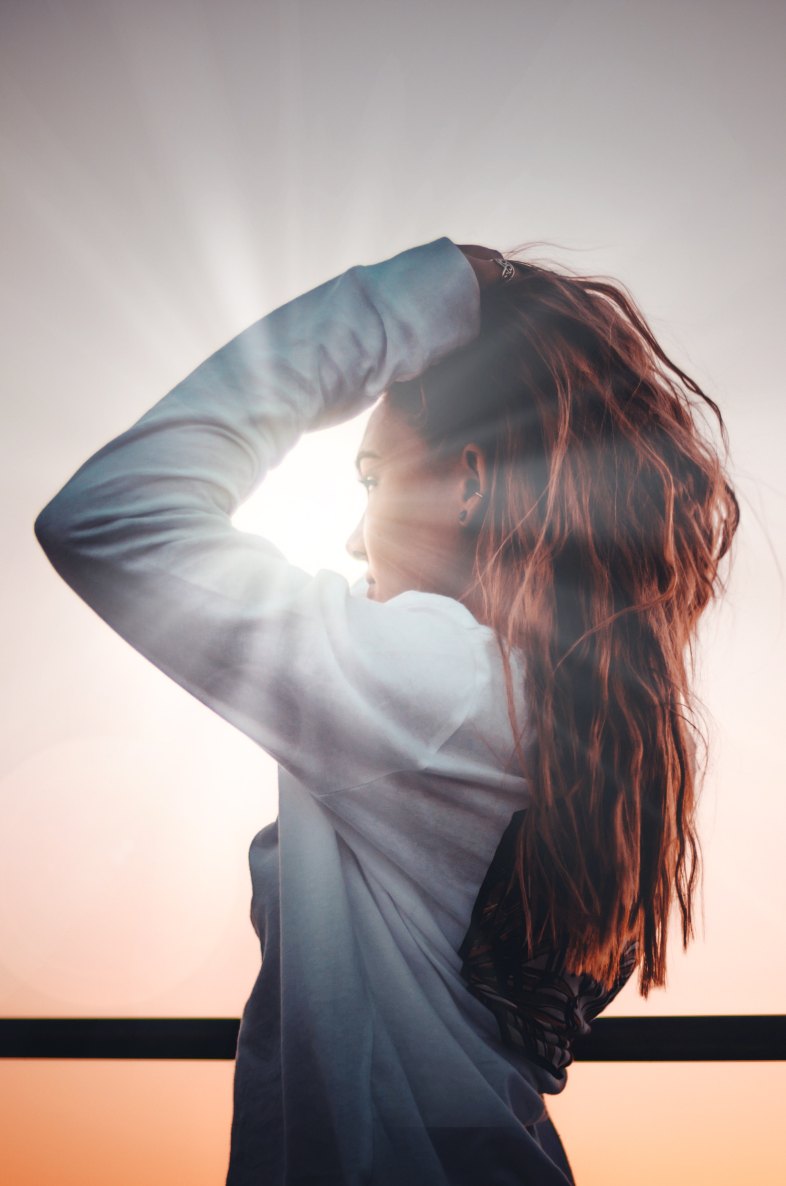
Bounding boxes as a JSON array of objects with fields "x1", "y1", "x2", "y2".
[{"x1": 459, "y1": 491, "x2": 484, "y2": 524}]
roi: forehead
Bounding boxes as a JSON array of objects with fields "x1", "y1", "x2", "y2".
[{"x1": 357, "y1": 400, "x2": 426, "y2": 464}]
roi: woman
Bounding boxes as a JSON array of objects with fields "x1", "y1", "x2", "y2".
[{"x1": 34, "y1": 236, "x2": 738, "y2": 1185}]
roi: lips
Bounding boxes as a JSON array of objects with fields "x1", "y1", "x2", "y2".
[{"x1": 366, "y1": 574, "x2": 376, "y2": 600}]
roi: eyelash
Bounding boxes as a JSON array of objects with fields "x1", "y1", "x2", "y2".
[{"x1": 358, "y1": 476, "x2": 378, "y2": 492}]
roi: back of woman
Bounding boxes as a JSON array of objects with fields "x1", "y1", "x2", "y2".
[{"x1": 34, "y1": 235, "x2": 737, "y2": 1185}]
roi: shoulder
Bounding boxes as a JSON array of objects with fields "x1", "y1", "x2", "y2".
[
  {"x1": 293, "y1": 574, "x2": 486, "y2": 790},
  {"x1": 317, "y1": 576, "x2": 483, "y2": 707}
]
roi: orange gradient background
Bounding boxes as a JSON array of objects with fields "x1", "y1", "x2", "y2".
[{"x1": 2, "y1": 1, "x2": 784, "y2": 1182}]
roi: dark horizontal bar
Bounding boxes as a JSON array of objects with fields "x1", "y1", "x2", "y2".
[
  {"x1": 0, "y1": 1018, "x2": 240, "y2": 1060},
  {"x1": 0, "y1": 1015, "x2": 783, "y2": 1061},
  {"x1": 570, "y1": 1014, "x2": 785, "y2": 1061}
]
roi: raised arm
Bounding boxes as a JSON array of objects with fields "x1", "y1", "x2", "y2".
[{"x1": 34, "y1": 237, "x2": 483, "y2": 792}]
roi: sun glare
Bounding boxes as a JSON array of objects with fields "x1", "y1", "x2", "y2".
[{"x1": 231, "y1": 408, "x2": 374, "y2": 584}]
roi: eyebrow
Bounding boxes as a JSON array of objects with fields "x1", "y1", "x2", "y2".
[{"x1": 354, "y1": 449, "x2": 381, "y2": 471}]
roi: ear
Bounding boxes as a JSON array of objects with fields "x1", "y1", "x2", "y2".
[{"x1": 457, "y1": 443, "x2": 489, "y2": 528}]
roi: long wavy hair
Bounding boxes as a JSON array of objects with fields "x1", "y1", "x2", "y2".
[{"x1": 384, "y1": 245, "x2": 739, "y2": 997}]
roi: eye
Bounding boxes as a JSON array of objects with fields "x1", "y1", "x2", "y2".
[{"x1": 358, "y1": 475, "x2": 378, "y2": 493}]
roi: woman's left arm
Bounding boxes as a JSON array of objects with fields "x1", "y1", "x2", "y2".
[{"x1": 34, "y1": 237, "x2": 482, "y2": 792}]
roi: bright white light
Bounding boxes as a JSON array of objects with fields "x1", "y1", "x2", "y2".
[{"x1": 231, "y1": 409, "x2": 374, "y2": 584}]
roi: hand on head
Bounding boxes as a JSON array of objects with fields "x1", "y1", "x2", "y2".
[{"x1": 456, "y1": 243, "x2": 511, "y2": 291}]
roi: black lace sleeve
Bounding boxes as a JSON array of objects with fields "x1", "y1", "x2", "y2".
[{"x1": 457, "y1": 809, "x2": 639, "y2": 1078}]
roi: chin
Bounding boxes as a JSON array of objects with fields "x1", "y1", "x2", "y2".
[
  {"x1": 369, "y1": 573, "x2": 427, "y2": 602},
  {"x1": 368, "y1": 584, "x2": 396, "y2": 603}
]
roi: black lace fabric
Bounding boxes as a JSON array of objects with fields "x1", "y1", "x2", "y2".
[{"x1": 457, "y1": 809, "x2": 639, "y2": 1080}]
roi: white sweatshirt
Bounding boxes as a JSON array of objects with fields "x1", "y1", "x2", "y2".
[{"x1": 34, "y1": 236, "x2": 630, "y2": 1185}]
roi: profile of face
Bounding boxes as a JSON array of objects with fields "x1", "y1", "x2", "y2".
[{"x1": 345, "y1": 399, "x2": 488, "y2": 604}]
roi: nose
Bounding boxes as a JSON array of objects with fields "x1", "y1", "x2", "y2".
[{"x1": 345, "y1": 514, "x2": 367, "y2": 562}]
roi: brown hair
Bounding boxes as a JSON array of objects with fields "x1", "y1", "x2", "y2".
[{"x1": 385, "y1": 246, "x2": 739, "y2": 996}]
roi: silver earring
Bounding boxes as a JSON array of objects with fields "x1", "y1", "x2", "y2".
[{"x1": 491, "y1": 258, "x2": 516, "y2": 283}]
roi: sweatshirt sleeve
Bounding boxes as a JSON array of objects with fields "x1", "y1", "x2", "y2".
[{"x1": 33, "y1": 236, "x2": 482, "y2": 794}]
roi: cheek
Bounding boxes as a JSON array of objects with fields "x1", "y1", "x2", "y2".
[
  {"x1": 366, "y1": 489, "x2": 447, "y2": 569},
  {"x1": 364, "y1": 499, "x2": 403, "y2": 556}
]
